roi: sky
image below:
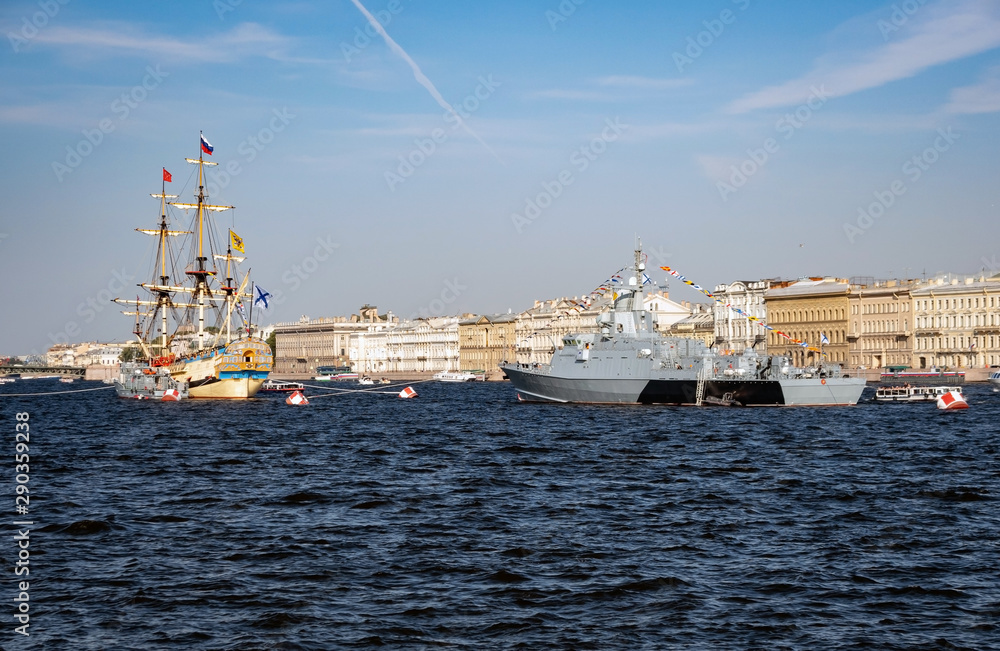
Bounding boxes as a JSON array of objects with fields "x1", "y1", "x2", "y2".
[{"x1": 1, "y1": 0, "x2": 999, "y2": 355}]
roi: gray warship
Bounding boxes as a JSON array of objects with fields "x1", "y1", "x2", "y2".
[{"x1": 500, "y1": 245, "x2": 866, "y2": 406}]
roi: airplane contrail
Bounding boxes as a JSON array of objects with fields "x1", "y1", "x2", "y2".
[{"x1": 348, "y1": 0, "x2": 502, "y2": 163}]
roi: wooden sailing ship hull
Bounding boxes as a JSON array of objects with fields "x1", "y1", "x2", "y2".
[{"x1": 169, "y1": 337, "x2": 272, "y2": 399}]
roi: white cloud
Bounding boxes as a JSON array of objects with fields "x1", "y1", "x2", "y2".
[
  {"x1": 529, "y1": 88, "x2": 620, "y2": 101},
  {"x1": 530, "y1": 76, "x2": 691, "y2": 102},
  {"x1": 33, "y1": 22, "x2": 291, "y2": 63},
  {"x1": 944, "y1": 66, "x2": 1000, "y2": 114},
  {"x1": 727, "y1": 0, "x2": 1000, "y2": 113},
  {"x1": 593, "y1": 76, "x2": 693, "y2": 90}
]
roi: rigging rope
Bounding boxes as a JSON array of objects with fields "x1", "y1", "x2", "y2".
[{"x1": 0, "y1": 385, "x2": 116, "y2": 397}]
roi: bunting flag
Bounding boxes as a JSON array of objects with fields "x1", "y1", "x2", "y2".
[
  {"x1": 659, "y1": 265, "x2": 825, "y2": 355},
  {"x1": 162, "y1": 168, "x2": 172, "y2": 183},
  {"x1": 229, "y1": 229, "x2": 245, "y2": 253}
]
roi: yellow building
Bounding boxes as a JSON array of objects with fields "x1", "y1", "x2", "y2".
[
  {"x1": 847, "y1": 280, "x2": 915, "y2": 369},
  {"x1": 765, "y1": 279, "x2": 850, "y2": 367},
  {"x1": 912, "y1": 276, "x2": 1000, "y2": 369},
  {"x1": 458, "y1": 314, "x2": 517, "y2": 379}
]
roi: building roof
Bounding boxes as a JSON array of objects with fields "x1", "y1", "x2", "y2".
[
  {"x1": 911, "y1": 279, "x2": 1000, "y2": 296},
  {"x1": 766, "y1": 280, "x2": 849, "y2": 298}
]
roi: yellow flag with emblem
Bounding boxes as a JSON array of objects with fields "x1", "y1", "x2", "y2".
[{"x1": 230, "y1": 229, "x2": 244, "y2": 253}]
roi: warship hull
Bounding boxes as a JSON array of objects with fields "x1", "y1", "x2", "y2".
[{"x1": 505, "y1": 367, "x2": 866, "y2": 406}]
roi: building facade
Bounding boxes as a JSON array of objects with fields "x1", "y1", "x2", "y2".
[
  {"x1": 272, "y1": 305, "x2": 395, "y2": 375},
  {"x1": 847, "y1": 280, "x2": 914, "y2": 369},
  {"x1": 459, "y1": 314, "x2": 517, "y2": 378},
  {"x1": 911, "y1": 276, "x2": 1000, "y2": 369},
  {"x1": 765, "y1": 279, "x2": 851, "y2": 367},
  {"x1": 713, "y1": 280, "x2": 771, "y2": 354},
  {"x1": 665, "y1": 303, "x2": 715, "y2": 346},
  {"x1": 514, "y1": 297, "x2": 607, "y2": 365},
  {"x1": 352, "y1": 316, "x2": 460, "y2": 374}
]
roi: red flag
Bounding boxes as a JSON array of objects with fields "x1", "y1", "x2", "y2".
[{"x1": 163, "y1": 168, "x2": 172, "y2": 182}]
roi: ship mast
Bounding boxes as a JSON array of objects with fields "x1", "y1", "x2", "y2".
[
  {"x1": 113, "y1": 172, "x2": 191, "y2": 359},
  {"x1": 168, "y1": 132, "x2": 234, "y2": 351}
]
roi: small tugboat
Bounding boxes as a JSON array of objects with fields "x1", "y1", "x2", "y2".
[{"x1": 501, "y1": 241, "x2": 866, "y2": 406}]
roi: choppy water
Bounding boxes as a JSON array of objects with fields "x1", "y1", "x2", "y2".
[{"x1": 3, "y1": 380, "x2": 999, "y2": 649}]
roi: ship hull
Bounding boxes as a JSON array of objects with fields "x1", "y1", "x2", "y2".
[
  {"x1": 187, "y1": 375, "x2": 266, "y2": 399},
  {"x1": 169, "y1": 337, "x2": 272, "y2": 399},
  {"x1": 504, "y1": 367, "x2": 866, "y2": 406}
]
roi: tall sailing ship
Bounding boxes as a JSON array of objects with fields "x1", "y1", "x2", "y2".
[{"x1": 113, "y1": 133, "x2": 273, "y2": 400}]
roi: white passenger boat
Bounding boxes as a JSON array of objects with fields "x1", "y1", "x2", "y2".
[
  {"x1": 875, "y1": 385, "x2": 963, "y2": 403},
  {"x1": 433, "y1": 370, "x2": 484, "y2": 382}
]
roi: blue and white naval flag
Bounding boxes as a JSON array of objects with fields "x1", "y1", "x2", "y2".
[
  {"x1": 254, "y1": 285, "x2": 272, "y2": 310},
  {"x1": 820, "y1": 332, "x2": 830, "y2": 345}
]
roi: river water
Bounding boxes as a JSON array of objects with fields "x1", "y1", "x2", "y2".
[{"x1": 3, "y1": 380, "x2": 998, "y2": 649}]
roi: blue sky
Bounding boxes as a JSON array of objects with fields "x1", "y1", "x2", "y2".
[{"x1": 2, "y1": 0, "x2": 999, "y2": 354}]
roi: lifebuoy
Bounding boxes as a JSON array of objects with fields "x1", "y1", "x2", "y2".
[{"x1": 821, "y1": 379, "x2": 826, "y2": 385}]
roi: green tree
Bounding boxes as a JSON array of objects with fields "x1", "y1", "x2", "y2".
[
  {"x1": 266, "y1": 331, "x2": 276, "y2": 356},
  {"x1": 119, "y1": 346, "x2": 141, "y2": 362}
]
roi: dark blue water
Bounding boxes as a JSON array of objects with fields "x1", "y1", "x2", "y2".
[{"x1": 3, "y1": 381, "x2": 999, "y2": 649}]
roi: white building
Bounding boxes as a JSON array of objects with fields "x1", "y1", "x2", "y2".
[
  {"x1": 713, "y1": 280, "x2": 770, "y2": 354},
  {"x1": 351, "y1": 316, "x2": 460, "y2": 374},
  {"x1": 643, "y1": 290, "x2": 694, "y2": 331}
]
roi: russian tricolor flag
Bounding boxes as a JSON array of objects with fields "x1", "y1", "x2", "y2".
[{"x1": 200, "y1": 134, "x2": 214, "y2": 155}]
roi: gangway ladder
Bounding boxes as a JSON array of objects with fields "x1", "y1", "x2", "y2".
[{"x1": 695, "y1": 363, "x2": 712, "y2": 406}]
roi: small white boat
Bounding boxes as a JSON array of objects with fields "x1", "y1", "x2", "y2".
[
  {"x1": 260, "y1": 380, "x2": 305, "y2": 392},
  {"x1": 59, "y1": 377, "x2": 75, "y2": 383},
  {"x1": 358, "y1": 376, "x2": 375, "y2": 385},
  {"x1": 989, "y1": 369, "x2": 1000, "y2": 390},
  {"x1": 0, "y1": 377, "x2": 14, "y2": 384},
  {"x1": 433, "y1": 370, "x2": 484, "y2": 382},
  {"x1": 875, "y1": 385, "x2": 962, "y2": 403}
]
